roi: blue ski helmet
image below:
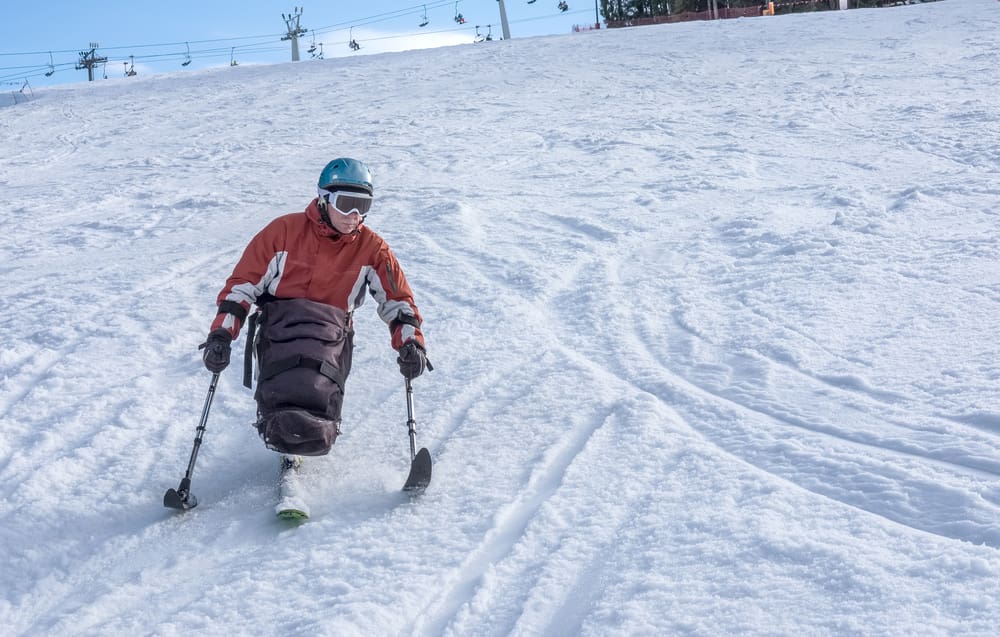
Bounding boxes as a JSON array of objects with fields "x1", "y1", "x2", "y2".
[{"x1": 318, "y1": 158, "x2": 373, "y2": 196}]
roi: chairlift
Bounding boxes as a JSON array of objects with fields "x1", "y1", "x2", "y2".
[
  {"x1": 454, "y1": 2, "x2": 466, "y2": 23},
  {"x1": 558, "y1": 1, "x2": 569, "y2": 12},
  {"x1": 527, "y1": 0, "x2": 537, "y2": 3},
  {"x1": 230, "y1": 47, "x2": 238, "y2": 67},
  {"x1": 349, "y1": 27, "x2": 361, "y2": 51},
  {"x1": 182, "y1": 42, "x2": 192, "y2": 67},
  {"x1": 317, "y1": 43, "x2": 324, "y2": 59},
  {"x1": 45, "y1": 52, "x2": 55, "y2": 77},
  {"x1": 125, "y1": 55, "x2": 137, "y2": 77},
  {"x1": 308, "y1": 30, "x2": 317, "y2": 55},
  {"x1": 474, "y1": 25, "x2": 493, "y2": 43},
  {"x1": 419, "y1": 4, "x2": 429, "y2": 27}
]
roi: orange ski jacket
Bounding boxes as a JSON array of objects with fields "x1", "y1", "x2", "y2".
[{"x1": 210, "y1": 198, "x2": 425, "y2": 351}]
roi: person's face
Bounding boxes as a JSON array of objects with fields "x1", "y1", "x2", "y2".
[
  {"x1": 328, "y1": 208, "x2": 361, "y2": 234},
  {"x1": 321, "y1": 189, "x2": 371, "y2": 234}
]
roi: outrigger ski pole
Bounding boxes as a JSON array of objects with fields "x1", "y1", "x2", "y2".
[
  {"x1": 402, "y1": 377, "x2": 432, "y2": 492},
  {"x1": 164, "y1": 372, "x2": 220, "y2": 510}
]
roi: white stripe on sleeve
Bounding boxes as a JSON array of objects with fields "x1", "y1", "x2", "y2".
[{"x1": 224, "y1": 251, "x2": 288, "y2": 306}]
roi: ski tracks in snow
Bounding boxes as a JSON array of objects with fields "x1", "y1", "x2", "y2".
[
  {"x1": 586, "y1": 221, "x2": 1000, "y2": 550},
  {"x1": 396, "y1": 207, "x2": 687, "y2": 635},
  {"x1": 409, "y1": 390, "x2": 682, "y2": 637}
]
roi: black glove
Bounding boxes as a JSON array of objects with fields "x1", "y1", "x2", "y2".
[
  {"x1": 200, "y1": 328, "x2": 233, "y2": 373},
  {"x1": 397, "y1": 341, "x2": 427, "y2": 380}
]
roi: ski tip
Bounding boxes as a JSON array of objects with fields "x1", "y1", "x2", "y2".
[{"x1": 276, "y1": 508, "x2": 309, "y2": 521}]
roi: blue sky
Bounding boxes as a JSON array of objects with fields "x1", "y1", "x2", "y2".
[{"x1": 0, "y1": 0, "x2": 601, "y2": 88}]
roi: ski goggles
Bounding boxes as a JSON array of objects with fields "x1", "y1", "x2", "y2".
[{"x1": 319, "y1": 188, "x2": 373, "y2": 216}]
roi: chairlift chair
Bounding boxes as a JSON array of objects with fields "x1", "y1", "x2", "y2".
[
  {"x1": 454, "y1": 2, "x2": 466, "y2": 23},
  {"x1": 475, "y1": 25, "x2": 493, "y2": 42},
  {"x1": 419, "y1": 4, "x2": 429, "y2": 27},
  {"x1": 182, "y1": 42, "x2": 192, "y2": 67},
  {"x1": 45, "y1": 52, "x2": 55, "y2": 77},
  {"x1": 558, "y1": 0, "x2": 569, "y2": 11}
]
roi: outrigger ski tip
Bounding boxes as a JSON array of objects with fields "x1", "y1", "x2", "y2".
[
  {"x1": 163, "y1": 486, "x2": 198, "y2": 510},
  {"x1": 403, "y1": 447, "x2": 432, "y2": 492}
]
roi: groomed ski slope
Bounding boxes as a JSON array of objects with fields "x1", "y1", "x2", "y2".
[{"x1": 1, "y1": 1, "x2": 999, "y2": 635}]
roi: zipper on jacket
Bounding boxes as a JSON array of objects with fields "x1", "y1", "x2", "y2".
[{"x1": 386, "y1": 262, "x2": 399, "y2": 294}]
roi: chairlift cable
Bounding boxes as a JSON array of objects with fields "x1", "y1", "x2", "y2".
[
  {"x1": 4, "y1": 1, "x2": 584, "y2": 82},
  {"x1": 1, "y1": 0, "x2": 456, "y2": 60}
]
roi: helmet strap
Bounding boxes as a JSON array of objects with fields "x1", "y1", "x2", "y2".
[{"x1": 317, "y1": 196, "x2": 337, "y2": 232}]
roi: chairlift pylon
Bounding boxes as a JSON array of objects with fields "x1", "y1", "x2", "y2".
[
  {"x1": 45, "y1": 52, "x2": 55, "y2": 77},
  {"x1": 182, "y1": 42, "x2": 192, "y2": 67},
  {"x1": 419, "y1": 4, "x2": 429, "y2": 27}
]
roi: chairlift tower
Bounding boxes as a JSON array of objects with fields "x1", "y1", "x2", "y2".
[
  {"x1": 75, "y1": 43, "x2": 107, "y2": 82},
  {"x1": 281, "y1": 7, "x2": 308, "y2": 61},
  {"x1": 497, "y1": 0, "x2": 511, "y2": 40}
]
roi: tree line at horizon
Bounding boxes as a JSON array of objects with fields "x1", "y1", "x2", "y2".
[{"x1": 598, "y1": 0, "x2": 933, "y2": 22}]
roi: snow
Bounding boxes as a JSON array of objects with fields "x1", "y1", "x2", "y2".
[{"x1": 2, "y1": 1, "x2": 999, "y2": 635}]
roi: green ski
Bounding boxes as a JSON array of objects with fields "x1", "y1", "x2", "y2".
[{"x1": 276, "y1": 455, "x2": 310, "y2": 520}]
